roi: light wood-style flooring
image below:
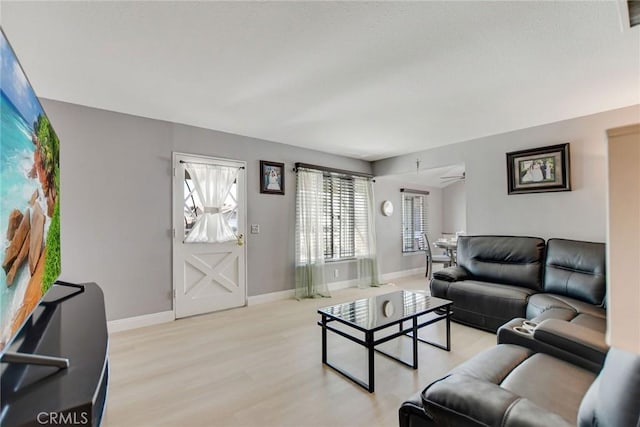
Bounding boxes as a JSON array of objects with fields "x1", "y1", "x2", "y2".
[{"x1": 103, "y1": 276, "x2": 495, "y2": 427}]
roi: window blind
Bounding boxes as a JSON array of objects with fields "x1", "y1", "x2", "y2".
[{"x1": 323, "y1": 175, "x2": 355, "y2": 260}]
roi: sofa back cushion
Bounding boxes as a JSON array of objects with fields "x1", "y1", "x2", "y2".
[
  {"x1": 544, "y1": 239, "x2": 606, "y2": 305},
  {"x1": 457, "y1": 236, "x2": 545, "y2": 290}
]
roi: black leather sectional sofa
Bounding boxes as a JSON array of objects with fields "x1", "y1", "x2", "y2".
[
  {"x1": 430, "y1": 236, "x2": 606, "y2": 333},
  {"x1": 398, "y1": 235, "x2": 640, "y2": 426},
  {"x1": 399, "y1": 344, "x2": 640, "y2": 427}
]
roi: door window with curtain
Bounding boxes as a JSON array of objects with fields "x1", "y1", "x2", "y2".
[
  {"x1": 182, "y1": 163, "x2": 239, "y2": 243},
  {"x1": 401, "y1": 189, "x2": 429, "y2": 253}
]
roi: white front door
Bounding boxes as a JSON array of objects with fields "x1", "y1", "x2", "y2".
[{"x1": 172, "y1": 153, "x2": 246, "y2": 318}]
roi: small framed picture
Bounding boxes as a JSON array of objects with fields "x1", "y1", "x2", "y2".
[
  {"x1": 260, "y1": 161, "x2": 285, "y2": 195},
  {"x1": 506, "y1": 143, "x2": 571, "y2": 195}
]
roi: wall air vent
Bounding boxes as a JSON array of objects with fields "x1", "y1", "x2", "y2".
[{"x1": 629, "y1": 1, "x2": 640, "y2": 27}]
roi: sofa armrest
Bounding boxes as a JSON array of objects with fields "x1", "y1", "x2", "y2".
[
  {"x1": 423, "y1": 374, "x2": 572, "y2": 427},
  {"x1": 399, "y1": 392, "x2": 435, "y2": 427},
  {"x1": 432, "y1": 266, "x2": 468, "y2": 282},
  {"x1": 533, "y1": 319, "x2": 608, "y2": 365}
]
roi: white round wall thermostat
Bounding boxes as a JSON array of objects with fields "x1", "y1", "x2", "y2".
[{"x1": 382, "y1": 200, "x2": 394, "y2": 216}]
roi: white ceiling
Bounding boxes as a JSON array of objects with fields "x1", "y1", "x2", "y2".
[{"x1": 1, "y1": 1, "x2": 638, "y2": 161}]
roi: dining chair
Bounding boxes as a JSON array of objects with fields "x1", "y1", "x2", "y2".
[{"x1": 422, "y1": 233, "x2": 452, "y2": 280}]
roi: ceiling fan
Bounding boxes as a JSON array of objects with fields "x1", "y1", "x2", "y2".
[{"x1": 440, "y1": 171, "x2": 465, "y2": 184}]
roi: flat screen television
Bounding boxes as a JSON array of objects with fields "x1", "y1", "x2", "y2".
[{"x1": 0, "y1": 28, "x2": 61, "y2": 354}]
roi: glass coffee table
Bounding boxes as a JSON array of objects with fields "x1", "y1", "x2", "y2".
[{"x1": 318, "y1": 290, "x2": 452, "y2": 393}]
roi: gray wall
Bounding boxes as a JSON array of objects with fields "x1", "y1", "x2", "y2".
[
  {"x1": 49, "y1": 104, "x2": 174, "y2": 322},
  {"x1": 44, "y1": 98, "x2": 639, "y2": 321},
  {"x1": 442, "y1": 180, "x2": 466, "y2": 234},
  {"x1": 374, "y1": 177, "x2": 442, "y2": 276},
  {"x1": 374, "y1": 105, "x2": 640, "y2": 242},
  {"x1": 42, "y1": 99, "x2": 370, "y2": 321}
]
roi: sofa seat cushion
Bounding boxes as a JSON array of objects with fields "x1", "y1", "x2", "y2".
[
  {"x1": 571, "y1": 313, "x2": 606, "y2": 333},
  {"x1": 399, "y1": 346, "x2": 537, "y2": 427},
  {"x1": 527, "y1": 307, "x2": 577, "y2": 322},
  {"x1": 443, "y1": 280, "x2": 535, "y2": 331},
  {"x1": 527, "y1": 293, "x2": 605, "y2": 319},
  {"x1": 423, "y1": 374, "x2": 573, "y2": 427},
  {"x1": 501, "y1": 353, "x2": 596, "y2": 423},
  {"x1": 450, "y1": 343, "x2": 533, "y2": 382},
  {"x1": 421, "y1": 344, "x2": 595, "y2": 426}
]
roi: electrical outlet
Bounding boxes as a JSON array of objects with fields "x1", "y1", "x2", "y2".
[
  {"x1": 251, "y1": 224, "x2": 260, "y2": 234},
  {"x1": 334, "y1": 269, "x2": 339, "y2": 278}
]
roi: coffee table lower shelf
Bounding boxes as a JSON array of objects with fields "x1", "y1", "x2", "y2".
[{"x1": 318, "y1": 306, "x2": 451, "y2": 393}]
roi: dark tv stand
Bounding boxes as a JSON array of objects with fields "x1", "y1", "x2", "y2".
[
  {"x1": 0, "y1": 282, "x2": 109, "y2": 427},
  {"x1": 1, "y1": 282, "x2": 86, "y2": 370}
]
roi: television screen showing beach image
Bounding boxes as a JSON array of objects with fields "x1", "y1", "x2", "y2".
[{"x1": 0, "y1": 29, "x2": 61, "y2": 352}]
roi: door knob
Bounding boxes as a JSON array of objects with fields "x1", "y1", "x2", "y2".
[{"x1": 237, "y1": 233, "x2": 244, "y2": 246}]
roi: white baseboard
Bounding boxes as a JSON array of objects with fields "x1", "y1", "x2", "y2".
[
  {"x1": 248, "y1": 289, "x2": 295, "y2": 305},
  {"x1": 380, "y1": 267, "x2": 424, "y2": 283},
  {"x1": 247, "y1": 278, "x2": 360, "y2": 306},
  {"x1": 328, "y1": 278, "x2": 360, "y2": 291},
  {"x1": 107, "y1": 310, "x2": 175, "y2": 334},
  {"x1": 110, "y1": 269, "x2": 425, "y2": 328},
  {"x1": 247, "y1": 269, "x2": 421, "y2": 306}
]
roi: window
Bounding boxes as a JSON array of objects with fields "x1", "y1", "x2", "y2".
[
  {"x1": 183, "y1": 170, "x2": 238, "y2": 239},
  {"x1": 401, "y1": 190, "x2": 429, "y2": 253},
  {"x1": 295, "y1": 164, "x2": 373, "y2": 264},
  {"x1": 322, "y1": 175, "x2": 355, "y2": 260},
  {"x1": 319, "y1": 174, "x2": 372, "y2": 261}
]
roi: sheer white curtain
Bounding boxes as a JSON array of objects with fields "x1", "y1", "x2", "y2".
[
  {"x1": 355, "y1": 177, "x2": 380, "y2": 287},
  {"x1": 184, "y1": 163, "x2": 238, "y2": 243},
  {"x1": 295, "y1": 169, "x2": 329, "y2": 299}
]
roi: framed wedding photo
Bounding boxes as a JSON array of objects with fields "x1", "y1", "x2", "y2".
[
  {"x1": 260, "y1": 161, "x2": 285, "y2": 195},
  {"x1": 506, "y1": 143, "x2": 571, "y2": 195}
]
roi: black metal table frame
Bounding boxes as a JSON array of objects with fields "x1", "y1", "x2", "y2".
[{"x1": 318, "y1": 305, "x2": 451, "y2": 393}]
